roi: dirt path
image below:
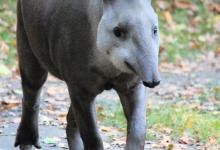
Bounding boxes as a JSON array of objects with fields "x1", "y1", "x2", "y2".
[{"x1": 0, "y1": 54, "x2": 220, "y2": 150}]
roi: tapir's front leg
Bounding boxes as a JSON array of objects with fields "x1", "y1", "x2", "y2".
[
  {"x1": 68, "y1": 86, "x2": 103, "y2": 150},
  {"x1": 117, "y1": 84, "x2": 147, "y2": 150}
]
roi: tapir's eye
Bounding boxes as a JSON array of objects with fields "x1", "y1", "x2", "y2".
[
  {"x1": 113, "y1": 27, "x2": 122, "y2": 38},
  {"x1": 153, "y1": 26, "x2": 158, "y2": 35}
]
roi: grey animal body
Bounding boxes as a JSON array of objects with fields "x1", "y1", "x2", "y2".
[{"x1": 15, "y1": 0, "x2": 161, "y2": 150}]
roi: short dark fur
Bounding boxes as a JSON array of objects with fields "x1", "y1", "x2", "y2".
[{"x1": 15, "y1": 0, "x2": 151, "y2": 149}]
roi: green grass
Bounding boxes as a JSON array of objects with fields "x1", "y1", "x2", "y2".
[
  {"x1": 97, "y1": 100, "x2": 126, "y2": 129},
  {"x1": 154, "y1": 0, "x2": 220, "y2": 63},
  {"x1": 147, "y1": 105, "x2": 220, "y2": 143},
  {"x1": 97, "y1": 100, "x2": 220, "y2": 144},
  {"x1": 198, "y1": 82, "x2": 220, "y2": 103},
  {"x1": 0, "y1": 0, "x2": 17, "y2": 67}
]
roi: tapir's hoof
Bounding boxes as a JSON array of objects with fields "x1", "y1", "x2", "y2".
[
  {"x1": 19, "y1": 145, "x2": 33, "y2": 150},
  {"x1": 15, "y1": 140, "x2": 41, "y2": 149},
  {"x1": 15, "y1": 142, "x2": 41, "y2": 150},
  {"x1": 15, "y1": 127, "x2": 41, "y2": 149}
]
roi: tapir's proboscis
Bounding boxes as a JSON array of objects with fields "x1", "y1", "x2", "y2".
[{"x1": 15, "y1": 0, "x2": 161, "y2": 149}]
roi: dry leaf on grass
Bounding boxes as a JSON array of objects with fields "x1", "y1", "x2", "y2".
[
  {"x1": 100, "y1": 126, "x2": 112, "y2": 132},
  {"x1": 209, "y1": 3, "x2": 220, "y2": 13},
  {"x1": 216, "y1": 45, "x2": 220, "y2": 55},
  {"x1": 163, "y1": 11, "x2": 174, "y2": 29},
  {"x1": 174, "y1": 0, "x2": 198, "y2": 12},
  {"x1": 1, "y1": 100, "x2": 20, "y2": 110}
]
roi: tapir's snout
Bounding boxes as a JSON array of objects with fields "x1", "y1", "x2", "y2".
[
  {"x1": 125, "y1": 55, "x2": 161, "y2": 88},
  {"x1": 139, "y1": 62, "x2": 161, "y2": 88},
  {"x1": 141, "y1": 65, "x2": 161, "y2": 88}
]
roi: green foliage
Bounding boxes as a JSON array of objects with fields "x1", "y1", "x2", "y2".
[
  {"x1": 154, "y1": 0, "x2": 220, "y2": 63},
  {"x1": 96, "y1": 99, "x2": 126, "y2": 129},
  {"x1": 147, "y1": 105, "x2": 220, "y2": 143},
  {"x1": 0, "y1": 0, "x2": 17, "y2": 68},
  {"x1": 146, "y1": 130, "x2": 157, "y2": 141},
  {"x1": 198, "y1": 82, "x2": 220, "y2": 102},
  {"x1": 0, "y1": 64, "x2": 11, "y2": 76},
  {"x1": 97, "y1": 99, "x2": 220, "y2": 144}
]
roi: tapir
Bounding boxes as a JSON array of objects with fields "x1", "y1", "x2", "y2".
[{"x1": 15, "y1": 0, "x2": 161, "y2": 149}]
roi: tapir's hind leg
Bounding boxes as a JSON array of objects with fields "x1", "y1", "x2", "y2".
[
  {"x1": 66, "y1": 103, "x2": 84, "y2": 150},
  {"x1": 67, "y1": 86, "x2": 104, "y2": 150},
  {"x1": 15, "y1": 1, "x2": 48, "y2": 149}
]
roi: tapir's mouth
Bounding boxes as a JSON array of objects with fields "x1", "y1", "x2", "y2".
[
  {"x1": 124, "y1": 61, "x2": 161, "y2": 88},
  {"x1": 125, "y1": 61, "x2": 137, "y2": 74}
]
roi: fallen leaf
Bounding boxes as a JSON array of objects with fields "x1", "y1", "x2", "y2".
[
  {"x1": 207, "y1": 136, "x2": 217, "y2": 146},
  {"x1": 100, "y1": 126, "x2": 112, "y2": 132},
  {"x1": 178, "y1": 138, "x2": 188, "y2": 144},
  {"x1": 209, "y1": 2, "x2": 220, "y2": 13},
  {"x1": 216, "y1": 45, "x2": 220, "y2": 55},
  {"x1": 163, "y1": 11, "x2": 174, "y2": 29},
  {"x1": 174, "y1": 0, "x2": 198, "y2": 12},
  {"x1": 0, "y1": 41, "x2": 9, "y2": 54},
  {"x1": 157, "y1": 126, "x2": 173, "y2": 134},
  {"x1": 1, "y1": 100, "x2": 20, "y2": 110},
  {"x1": 178, "y1": 131, "x2": 196, "y2": 145},
  {"x1": 156, "y1": 1, "x2": 170, "y2": 10}
]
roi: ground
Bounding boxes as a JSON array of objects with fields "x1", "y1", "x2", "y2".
[
  {"x1": 0, "y1": 53, "x2": 220, "y2": 150},
  {"x1": 0, "y1": 1, "x2": 220, "y2": 149}
]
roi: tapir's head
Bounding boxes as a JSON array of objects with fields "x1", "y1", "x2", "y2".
[{"x1": 97, "y1": 0, "x2": 161, "y2": 88}]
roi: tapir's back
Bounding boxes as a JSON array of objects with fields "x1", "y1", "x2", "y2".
[{"x1": 18, "y1": 0, "x2": 102, "y2": 79}]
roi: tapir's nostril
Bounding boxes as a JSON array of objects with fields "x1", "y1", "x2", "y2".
[{"x1": 143, "y1": 81, "x2": 160, "y2": 88}]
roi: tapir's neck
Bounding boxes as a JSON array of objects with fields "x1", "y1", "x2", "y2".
[{"x1": 87, "y1": 0, "x2": 103, "y2": 42}]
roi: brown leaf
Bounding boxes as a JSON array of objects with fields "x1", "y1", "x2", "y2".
[
  {"x1": 207, "y1": 136, "x2": 217, "y2": 146},
  {"x1": 1, "y1": 100, "x2": 20, "y2": 110},
  {"x1": 112, "y1": 136, "x2": 126, "y2": 147},
  {"x1": 216, "y1": 45, "x2": 220, "y2": 55},
  {"x1": 209, "y1": 3, "x2": 220, "y2": 13},
  {"x1": 174, "y1": 0, "x2": 198, "y2": 12},
  {"x1": 57, "y1": 112, "x2": 67, "y2": 122},
  {"x1": 100, "y1": 126, "x2": 112, "y2": 132},
  {"x1": 159, "y1": 46, "x2": 165, "y2": 54},
  {"x1": 156, "y1": 0, "x2": 170, "y2": 10},
  {"x1": 178, "y1": 138, "x2": 188, "y2": 144},
  {"x1": 0, "y1": 41, "x2": 9, "y2": 54},
  {"x1": 178, "y1": 133, "x2": 196, "y2": 145},
  {"x1": 163, "y1": 11, "x2": 174, "y2": 29}
]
